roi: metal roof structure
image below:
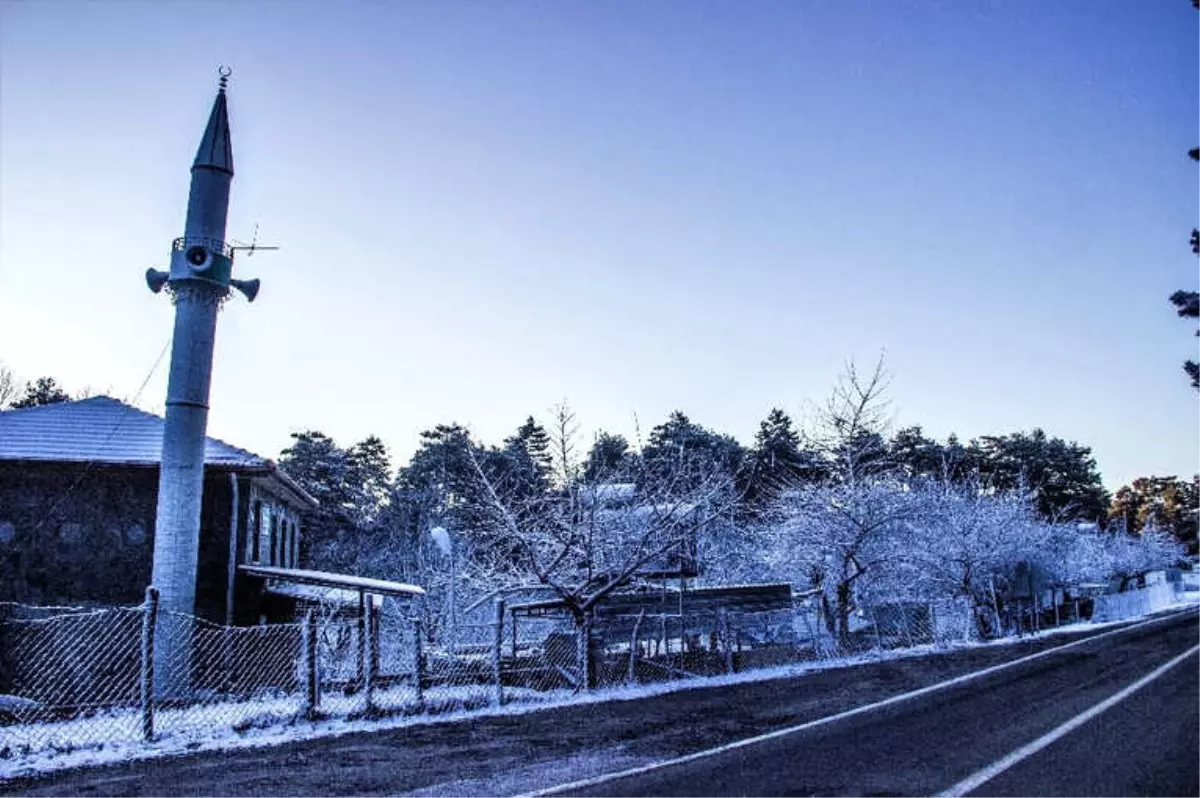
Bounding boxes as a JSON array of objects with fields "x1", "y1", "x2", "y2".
[
  {"x1": 0, "y1": 396, "x2": 316, "y2": 506},
  {"x1": 509, "y1": 582, "x2": 795, "y2": 619},
  {"x1": 239, "y1": 564, "x2": 426, "y2": 598}
]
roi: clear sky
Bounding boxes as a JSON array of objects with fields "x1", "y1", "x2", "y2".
[{"x1": 1, "y1": 1, "x2": 1196, "y2": 490}]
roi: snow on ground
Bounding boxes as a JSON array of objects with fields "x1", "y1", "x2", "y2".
[{"x1": 1, "y1": 601, "x2": 1194, "y2": 782}]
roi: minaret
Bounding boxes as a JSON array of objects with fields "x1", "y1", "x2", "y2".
[{"x1": 145, "y1": 70, "x2": 259, "y2": 684}]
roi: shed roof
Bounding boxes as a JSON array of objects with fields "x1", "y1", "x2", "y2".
[
  {"x1": 510, "y1": 582, "x2": 794, "y2": 618},
  {"x1": 0, "y1": 396, "x2": 316, "y2": 506},
  {"x1": 240, "y1": 565, "x2": 426, "y2": 597}
]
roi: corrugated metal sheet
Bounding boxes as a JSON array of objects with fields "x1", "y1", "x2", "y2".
[
  {"x1": 0, "y1": 396, "x2": 265, "y2": 467},
  {"x1": 510, "y1": 583, "x2": 795, "y2": 617}
]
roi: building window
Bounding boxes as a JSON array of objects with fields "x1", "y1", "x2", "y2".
[
  {"x1": 0, "y1": 521, "x2": 14, "y2": 544},
  {"x1": 59, "y1": 523, "x2": 83, "y2": 544},
  {"x1": 271, "y1": 513, "x2": 281, "y2": 566},
  {"x1": 260, "y1": 505, "x2": 272, "y2": 565},
  {"x1": 125, "y1": 522, "x2": 146, "y2": 545},
  {"x1": 251, "y1": 501, "x2": 263, "y2": 563}
]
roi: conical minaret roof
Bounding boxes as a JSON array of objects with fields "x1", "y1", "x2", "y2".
[{"x1": 193, "y1": 71, "x2": 233, "y2": 175}]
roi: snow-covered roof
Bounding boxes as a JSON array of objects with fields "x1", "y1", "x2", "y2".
[
  {"x1": 0, "y1": 397, "x2": 316, "y2": 506},
  {"x1": 0, "y1": 397, "x2": 262, "y2": 466},
  {"x1": 265, "y1": 581, "x2": 383, "y2": 608},
  {"x1": 239, "y1": 564, "x2": 425, "y2": 597},
  {"x1": 579, "y1": 483, "x2": 638, "y2": 507}
]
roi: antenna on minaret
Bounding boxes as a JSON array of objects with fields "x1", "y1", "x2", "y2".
[{"x1": 230, "y1": 224, "x2": 281, "y2": 258}]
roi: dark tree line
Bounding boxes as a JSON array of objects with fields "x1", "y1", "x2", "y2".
[{"x1": 278, "y1": 403, "x2": 1139, "y2": 582}]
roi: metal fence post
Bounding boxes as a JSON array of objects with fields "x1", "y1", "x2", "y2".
[
  {"x1": 303, "y1": 610, "x2": 318, "y2": 718},
  {"x1": 141, "y1": 586, "x2": 159, "y2": 741},
  {"x1": 870, "y1": 607, "x2": 883, "y2": 654},
  {"x1": 412, "y1": 617, "x2": 424, "y2": 708},
  {"x1": 491, "y1": 598, "x2": 505, "y2": 706},
  {"x1": 355, "y1": 591, "x2": 366, "y2": 694},
  {"x1": 363, "y1": 598, "x2": 376, "y2": 714}
]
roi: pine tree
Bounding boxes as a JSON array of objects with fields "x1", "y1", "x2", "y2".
[
  {"x1": 975, "y1": 429, "x2": 1109, "y2": 522},
  {"x1": 888, "y1": 426, "x2": 946, "y2": 484},
  {"x1": 741, "y1": 408, "x2": 821, "y2": 515},
  {"x1": 502, "y1": 416, "x2": 553, "y2": 496},
  {"x1": 11, "y1": 377, "x2": 71, "y2": 409},
  {"x1": 641, "y1": 411, "x2": 744, "y2": 496},
  {"x1": 584, "y1": 432, "x2": 634, "y2": 482},
  {"x1": 1172, "y1": 126, "x2": 1199, "y2": 389}
]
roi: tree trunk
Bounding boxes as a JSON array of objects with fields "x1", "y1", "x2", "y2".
[{"x1": 836, "y1": 583, "x2": 853, "y2": 648}]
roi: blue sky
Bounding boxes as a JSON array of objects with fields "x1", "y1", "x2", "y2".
[{"x1": 1, "y1": 1, "x2": 1196, "y2": 489}]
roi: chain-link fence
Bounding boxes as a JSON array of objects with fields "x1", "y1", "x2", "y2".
[
  {"x1": 0, "y1": 583, "x2": 1177, "y2": 770},
  {"x1": 0, "y1": 603, "x2": 144, "y2": 757}
]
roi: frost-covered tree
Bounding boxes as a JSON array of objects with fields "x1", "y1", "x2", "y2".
[
  {"x1": 895, "y1": 483, "x2": 1046, "y2": 637},
  {"x1": 1038, "y1": 525, "x2": 1186, "y2": 596},
  {"x1": 0, "y1": 363, "x2": 21, "y2": 410},
  {"x1": 463, "y1": 416, "x2": 734, "y2": 686},
  {"x1": 765, "y1": 479, "x2": 924, "y2": 644},
  {"x1": 749, "y1": 356, "x2": 916, "y2": 642},
  {"x1": 816, "y1": 356, "x2": 894, "y2": 485}
]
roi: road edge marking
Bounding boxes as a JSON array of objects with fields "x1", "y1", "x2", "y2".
[
  {"x1": 518, "y1": 607, "x2": 1198, "y2": 797},
  {"x1": 936, "y1": 641, "x2": 1200, "y2": 797}
]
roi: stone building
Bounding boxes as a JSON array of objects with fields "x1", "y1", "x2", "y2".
[{"x1": 0, "y1": 396, "x2": 316, "y2": 624}]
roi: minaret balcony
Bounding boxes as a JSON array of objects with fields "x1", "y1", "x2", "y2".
[{"x1": 169, "y1": 235, "x2": 235, "y2": 286}]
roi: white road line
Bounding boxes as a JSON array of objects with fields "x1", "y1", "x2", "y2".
[
  {"x1": 518, "y1": 608, "x2": 1197, "y2": 798},
  {"x1": 936, "y1": 641, "x2": 1200, "y2": 798}
]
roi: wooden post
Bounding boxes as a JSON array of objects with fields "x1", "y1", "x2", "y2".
[
  {"x1": 412, "y1": 617, "x2": 425, "y2": 707},
  {"x1": 1053, "y1": 589, "x2": 1062, "y2": 627},
  {"x1": 719, "y1": 609, "x2": 733, "y2": 675},
  {"x1": 1074, "y1": 598, "x2": 1081, "y2": 623},
  {"x1": 576, "y1": 614, "x2": 592, "y2": 692},
  {"x1": 141, "y1": 586, "x2": 159, "y2": 741},
  {"x1": 363, "y1": 597, "x2": 376, "y2": 713},
  {"x1": 491, "y1": 598, "x2": 505, "y2": 706},
  {"x1": 628, "y1": 609, "x2": 645, "y2": 684},
  {"x1": 303, "y1": 611, "x2": 319, "y2": 718}
]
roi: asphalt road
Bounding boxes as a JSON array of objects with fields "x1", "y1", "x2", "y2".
[
  {"x1": 546, "y1": 610, "x2": 1200, "y2": 797},
  {"x1": 2, "y1": 609, "x2": 1196, "y2": 797}
]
